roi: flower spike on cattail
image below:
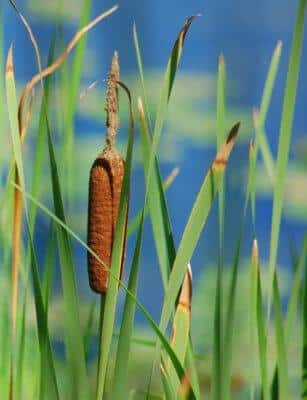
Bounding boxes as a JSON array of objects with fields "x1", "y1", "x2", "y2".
[{"x1": 87, "y1": 51, "x2": 128, "y2": 294}]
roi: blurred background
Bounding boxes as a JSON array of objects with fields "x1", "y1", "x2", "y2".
[{"x1": 2, "y1": 0, "x2": 307, "y2": 396}]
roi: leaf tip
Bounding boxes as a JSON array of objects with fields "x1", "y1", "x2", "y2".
[
  {"x1": 249, "y1": 139, "x2": 255, "y2": 155},
  {"x1": 226, "y1": 121, "x2": 240, "y2": 144},
  {"x1": 6, "y1": 44, "x2": 14, "y2": 76},
  {"x1": 178, "y1": 263, "x2": 192, "y2": 311},
  {"x1": 219, "y1": 53, "x2": 225, "y2": 67},
  {"x1": 252, "y1": 107, "x2": 260, "y2": 127},
  {"x1": 214, "y1": 122, "x2": 240, "y2": 168},
  {"x1": 137, "y1": 96, "x2": 144, "y2": 116},
  {"x1": 171, "y1": 166, "x2": 180, "y2": 180},
  {"x1": 276, "y1": 40, "x2": 283, "y2": 55},
  {"x1": 252, "y1": 239, "x2": 259, "y2": 262}
]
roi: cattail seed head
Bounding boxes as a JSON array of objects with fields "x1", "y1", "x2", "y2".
[{"x1": 87, "y1": 52, "x2": 127, "y2": 293}]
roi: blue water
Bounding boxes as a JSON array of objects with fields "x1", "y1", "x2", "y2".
[{"x1": 3, "y1": 0, "x2": 307, "y2": 323}]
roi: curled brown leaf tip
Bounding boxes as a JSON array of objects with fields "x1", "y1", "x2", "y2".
[
  {"x1": 214, "y1": 122, "x2": 240, "y2": 167},
  {"x1": 180, "y1": 15, "x2": 199, "y2": 42},
  {"x1": 105, "y1": 51, "x2": 120, "y2": 148},
  {"x1": 226, "y1": 121, "x2": 240, "y2": 144}
]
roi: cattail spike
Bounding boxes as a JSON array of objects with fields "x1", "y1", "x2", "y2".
[
  {"x1": 88, "y1": 51, "x2": 127, "y2": 294},
  {"x1": 105, "y1": 51, "x2": 120, "y2": 148}
]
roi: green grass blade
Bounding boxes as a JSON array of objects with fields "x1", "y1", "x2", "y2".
[
  {"x1": 160, "y1": 359, "x2": 176, "y2": 400},
  {"x1": 285, "y1": 237, "x2": 306, "y2": 342},
  {"x1": 270, "y1": 236, "x2": 306, "y2": 397},
  {"x1": 110, "y1": 212, "x2": 145, "y2": 400},
  {"x1": 64, "y1": 0, "x2": 92, "y2": 204},
  {"x1": 15, "y1": 298, "x2": 27, "y2": 400},
  {"x1": 249, "y1": 240, "x2": 258, "y2": 400},
  {"x1": 46, "y1": 115, "x2": 90, "y2": 399},
  {"x1": 255, "y1": 243, "x2": 270, "y2": 400},
  {"x1": 216, "y1": 53, "x2": 226, "y2": 253},
  {"x1": 222, "y1": 236, "x2": 243, "y2": 400},
  {"x1": 258, "y1": 41, "x2": 282, "y2": 127},
  {"x1": 133, "y1": 23, "x2": 153, "y2": 129},
  {"x1": 184, "y1": 342, "x2": 200, "y2": 400},
  {"x1": 167, "y1": 266, "x2": 192, "y2": 394},
  {"x1": 26, "y1": 221, "x2": 60, "y2": 400},
  {"x1": 83, "y1": 298, "x2": 97, "y2": 357},
  {"x1": 253, "y1": 112, "x2": 275, "y2": 185},
  {"x1": 0, "y1": 2, "x2": 4, "y2": 178},
  {"x1": 212, "y1": 262, "x2": 222, "y2": 400},
  {"x1": 267, "y1": 0, "x2": 307, "y2": 318},
  {"x1": 253, "y1": 42, "x2": 282, "y2": 185},
  {"x1": 302, "y1": 237, "x2": 307, "y2": 398},
  {"x1": 221, "y1": 148, "x2": 253, "y2": 400},
  {"x1": 288, "y1": 234, "x2": 300, "y2": 273},
  {"x1": 42, "y1": 223, "x2": 56, "y2": 313},
  {"x1": 69, "y1": 0, "x2": 92, "y2": 115},
  {"x1": 28, "y1": 39, "x2": 55, "y2": 232},
  {"x1": 138, "y1": 98, "x2": 175, "y2": 288},
  {"x1": 273, "y1": 272, "x2": 289, "y2": 400},
  {"x1": 212, "y1": 53, "x2": 226, "y2": 400},
  {"x1": 0, "y1": 266, "x2": 10, "y2": 399}
]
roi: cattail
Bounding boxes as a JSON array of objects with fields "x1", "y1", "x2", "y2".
[{"x1": 87, "y1": 52, "x2": 127, "y2": 293}]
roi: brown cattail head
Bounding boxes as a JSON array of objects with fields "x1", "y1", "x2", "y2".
[{"x1": 87, "y1": 52, "x2": 127, "y2": 293}]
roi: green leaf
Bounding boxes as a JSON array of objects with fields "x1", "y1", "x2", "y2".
[
  {"x1": 26, "y1": 221, "x2": 60, "y2": 400},
  {"x1": 160, "y1": 359, "x2": 176, "y2": 400},
  {"x1": 267, "y1": 0, "x2": 307, "y2": 318},
  {"x1": 110, "y1": 212, "x2": 145, "y2": 399},
  {"x1": 302, "y1": 239, "x2": 307, "y2": 398},
  {"x1": 273, "y1": 272, "x2": 289, "y2": 400},
  {"x1": 249, "y1": 240, "x2": 258, "y2": 400},
  {"x1": 253, "y1": 41, "x2": 282, "y2": 186},
  {"x1": 42, "y1": 223, "x2": 56, "y2": 313},
  {"x1": 258, "y1": 41, "x2": 282, "y2": 128},
  {"x1": 212, "y1": 53, "x2": 226, "y2": 400},
  {"x1": 167, "y1": 266, "x2": 192, "y2": 394},
  {"x1": 64, "y1": 0, "x2": 93, "y2": 204},
  {"x1": 83, "y1": 298, "x2": 97, "y2": 358},
  {"x1": 255, "y1": 245, "x2": 270, "y2": 400}
]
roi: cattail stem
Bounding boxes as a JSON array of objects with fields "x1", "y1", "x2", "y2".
[{"x1": 105, "y1": 51, "x2": 119, "y2": 149}]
